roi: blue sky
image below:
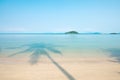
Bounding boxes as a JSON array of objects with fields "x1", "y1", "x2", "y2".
[{"x1": 0, "y1": 0, "x2": 120, "y2": 33}]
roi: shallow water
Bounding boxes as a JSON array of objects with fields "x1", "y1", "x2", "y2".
[{"x1": 0, "y1": 34, "x2": 120, "y2": 63}]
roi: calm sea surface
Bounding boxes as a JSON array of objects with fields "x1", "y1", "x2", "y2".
[{"x1": 0, "y1": 34, "x2": 120, "y2": 63}]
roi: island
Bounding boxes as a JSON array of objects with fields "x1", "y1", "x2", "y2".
[
  {"x1": 109, "y1": 33, "x2": 120, "y2": 35},
  {"x1": 65, "y1": 31, "x2": 79, "y2": 34}
]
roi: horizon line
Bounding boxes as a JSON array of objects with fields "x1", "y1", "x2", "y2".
[{"x1": 0, "y1": 32, "x2": 120, "y2": 34}]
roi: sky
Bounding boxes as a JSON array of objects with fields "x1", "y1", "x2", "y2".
[{"x1": 0, "y1": 0, "x2": 120, "y2": 33}]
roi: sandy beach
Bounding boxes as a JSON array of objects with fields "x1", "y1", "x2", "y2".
[
  {"x1": 0, "y1": 0, "x2": 120, "y2": 79},
  {"x1": 0, "y1": 56, "x2": 120, "y2": 80}
]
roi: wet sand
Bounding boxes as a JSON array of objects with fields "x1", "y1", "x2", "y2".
[{"x1": 0, "y1": 56, "x2": 120, "y2": 80}]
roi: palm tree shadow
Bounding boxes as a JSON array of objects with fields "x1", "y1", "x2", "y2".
[
  {"x1": 118, "y1": 72, "x2": 120, "y2": 74},
  {"x1": 105, "y1": 48, "x2": 120, "y2": 63},
  {"x1": 7, "y1": 43, "x2": 76, "y2": 80}
]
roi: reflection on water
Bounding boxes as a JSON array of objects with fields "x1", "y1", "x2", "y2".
[
  {"x1": 106, "y1": 48, "x2": 120, "y2": 63},
  {"x1": 6, "y1": 43, "x2": 76, "y2": 80}
]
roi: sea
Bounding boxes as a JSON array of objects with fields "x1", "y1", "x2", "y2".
[{"x1": 0, "y1": 33, "x2": 120, "y2": 64}]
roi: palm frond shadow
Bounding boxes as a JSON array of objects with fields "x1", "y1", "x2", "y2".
[
  {"x1": 118, "y1": 72, "x2": 120, "y2": 74},
  {"x1": 7, "y1": 43, "x2": 76, "y2": 80},
  {"x1": 105, "y1": 48, "x2": 120, "y2": 63}
]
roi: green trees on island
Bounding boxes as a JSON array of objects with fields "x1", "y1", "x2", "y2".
[{"x1": 65, "y1": 31, "x2": 79, "y2": 34}]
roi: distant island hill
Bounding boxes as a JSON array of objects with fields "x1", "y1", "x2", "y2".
[
  {"x1": 65, "y1": 31, "x2": 79, "y2": 34},
  {"x1": 65, "y1": 31, "x2": 120, "y2": 35},
  {"x1": 65, "y1": 31, "x2": 101, "y2": 34}
]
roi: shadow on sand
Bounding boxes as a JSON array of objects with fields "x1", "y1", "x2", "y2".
[
  {"x1": 118, "y1": 72, "x2": 120, "y2": 74},
  {"x1": 7, "y1": 43, "x2": 76, "y2": 80},
  {"x1": 106, "y1": 48, "x2": 120, "y2": 63}
]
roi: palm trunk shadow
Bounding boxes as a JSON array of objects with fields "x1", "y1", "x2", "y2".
[
  {"x1": 46, "y1": 53, "x2": 76, "y2": 80},
  {"x1": 5, "y1": 43, "x2": 76, "y2": 80}
]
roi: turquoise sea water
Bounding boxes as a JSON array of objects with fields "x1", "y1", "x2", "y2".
[{"x1": 0, "y1": 34, "x2": 120, "y2": 64}]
